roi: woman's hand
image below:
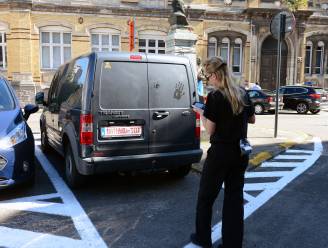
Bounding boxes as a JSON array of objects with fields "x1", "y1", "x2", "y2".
[{"x1": 192, "y1": 106, "x2": 204, "y2": 116}]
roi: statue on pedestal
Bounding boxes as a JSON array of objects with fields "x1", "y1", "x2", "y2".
[{"x1": 170, "y1": 0, "x2": 189, "y2": 26}]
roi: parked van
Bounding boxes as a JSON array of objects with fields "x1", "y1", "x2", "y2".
[{"x1": 35, "y1": 52, "x2": 203, "y2": 187}]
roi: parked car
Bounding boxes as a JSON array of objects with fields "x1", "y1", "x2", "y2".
[
  {"x1": 278, "y1": 86, "x2": 321, "y2": 114},
  {"x1": 247, "y1": 89, "x2": 284, "y2": 114},
  {"x1": 311, "y1": 87, "x2": 327, "y2": 103},
  {"x1": 0, "y1": 77, "x2": 39, "y2": 189},
  {"x1": 35, "y1": 52, "x2": 203, "y2": 188}
]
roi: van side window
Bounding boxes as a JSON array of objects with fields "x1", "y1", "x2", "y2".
[
  {"x1": 148, "y1": 63, "x2": 190, "y2": 108},
  {"x1": 48, "y1": 71, "x2": 60, "y2": 104},
  {"x1": 57, "y1": 57, "x2": 89, "y2": 108}
]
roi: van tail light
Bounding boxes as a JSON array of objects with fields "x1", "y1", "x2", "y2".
[
  {"x1": 195, "y1": 112, "x2": 201, "y2": 139},
  {"x1": 309, "y1": 93, "x2": 321, "y2": 100},
  {"x1": 80, "y1": 114, "x2": 93, "y2": 145},
  {"x1": 267, "y1": 96, "x2": 273, "y2": 102}
]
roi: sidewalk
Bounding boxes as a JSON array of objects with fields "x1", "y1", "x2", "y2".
[{"x1": 193, "y1": 124, "x2": 310, "y2": 173}]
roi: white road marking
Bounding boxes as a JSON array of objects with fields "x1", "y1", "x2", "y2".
[
  {"x1": 274, "y1": 155, "x2": 310, "y2": 160},
  {"x1": 184, "y1": 137, "x2": 322, "y2": 247},
  {"x1": 245, "y1": 171, "x2": 290, "y2": 178},
  {"x1": 285, "y1": 149, "x2": 313, "y2": 154},
  {"x1": 261, "y1": 162, "x2": 301, "y2": 168},
  {"x1": 0, "y1": 144, "x2": 108, "y2": 248},
  {"x1": 243, "y1": 192, "x2": 256, "y2": 202}
]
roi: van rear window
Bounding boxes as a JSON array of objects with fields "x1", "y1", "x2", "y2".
[
  {"x1": 148, "y1": 63, "x2": 191, "y2": 108},
  {"x1": 99, "y1": 62, "x2": 148, "y2": 109}
]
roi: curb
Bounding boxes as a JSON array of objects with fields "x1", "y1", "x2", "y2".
[{"x1": 192, "y1": 131, "x2": 310, "y2": 174}]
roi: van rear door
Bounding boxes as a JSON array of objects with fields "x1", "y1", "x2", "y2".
[
  {"x1": 148, "y1": 63, "x2": 195, "y2": 153},
  {"x1": 93, "y1": 59, "x2": 149, "y2": 156}
]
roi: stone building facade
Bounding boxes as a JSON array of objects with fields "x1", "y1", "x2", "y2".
[{"x1": 0, "y1": 0, "x2": 327, "y2": 105}]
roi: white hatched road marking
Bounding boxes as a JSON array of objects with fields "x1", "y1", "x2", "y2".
[
  {"x1": 184, "y1": 137, "x2": 322, "y2": 248},
  {"x1": 261, "y1": 162, "x2": 301, "y2": 168},
  {"x1": 274, "y1": 155, "x2": 311, "y2": 160},
  {"x1": 0, "y1": 143, "x2": 108, "y2": 248}
]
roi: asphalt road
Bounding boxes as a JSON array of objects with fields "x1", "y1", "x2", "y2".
[{"x1": 1, "y1": 110, "x2": 328, "y2": 248}]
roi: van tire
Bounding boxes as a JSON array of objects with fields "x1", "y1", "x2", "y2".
[
  {"x1": 169, "y1": 164, "x2": 191, "y2": 178},
  {"x1": 65, "y1": 144, "x2": 85, "y2": 188},
  {"x1": 40, "y1": 127, "x2": 51, "y2": 153}
]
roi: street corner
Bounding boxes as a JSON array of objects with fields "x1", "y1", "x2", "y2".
[{"x1": 247, "y1": 127, "x2": 311, "y2": 170}]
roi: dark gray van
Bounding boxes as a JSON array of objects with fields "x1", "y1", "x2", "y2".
[{"x1": 36, "y1": 52, "x2": 202, "y2": 188}]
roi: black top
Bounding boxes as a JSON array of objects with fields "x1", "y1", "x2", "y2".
[{"x1": 203, "y1": 88, "x2": 255, "y2": 144}]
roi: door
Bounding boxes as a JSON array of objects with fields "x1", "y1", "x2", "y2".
[
  {"x1": 260, "y1": 36, "x2": 288, "y2": 90},
  {"x1": 50, "y1": 64, "x2": 70, "y2": 150},
  {"x1": 46, "y1": 71, "x2": 61, "y2": 149},
  {"x1": 148, "y1": 63, "x2": 194, "y2": 153},
  {"x1": 94, "y1": 61, "x2": 150, "y2": 156}
]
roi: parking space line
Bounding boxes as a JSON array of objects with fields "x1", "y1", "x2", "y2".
[{"x1": 0, "y1": 144, "x2": 108, "y2": 248}]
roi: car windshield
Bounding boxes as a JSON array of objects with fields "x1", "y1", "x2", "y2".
[{"x1": 0, "y1": 79, "x2": 15, "y2": 111}]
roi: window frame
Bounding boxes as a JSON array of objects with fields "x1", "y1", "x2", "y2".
[
  {"x1": 232, "y1": 38, "x2": 243, "y2": 74},
  {"x1": 91, "y1": 29, "x2": 121, "y2": 52},
  {"x1": 208, "y1": 37, "x2": 218, "y2": 58},
  {"x1": 220, "y1": 37, "x2": 230, "y2": 65},
  {"x1": 314, "y1": 41, "x2": 324, "y2": 75},
  {"x1": 138, "y1": 38, "x2": 166, "y2": 54},
  {"x1": 40, "y1": 29, "x2": 72, "y2": 70},
  {"x1": 304, "y1": 41, "x2": 313, "y2": 75},
  {"x1": 0, "y1": 32, "x2": 7, "y2": 69}
]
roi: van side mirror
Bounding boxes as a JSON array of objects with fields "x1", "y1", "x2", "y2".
[
  {"x1": 35, "y1": 92, "x2": 47, "y2": 105},
  {"x1": 23, "y1": 104, "x2": 39, "y2": 121}
]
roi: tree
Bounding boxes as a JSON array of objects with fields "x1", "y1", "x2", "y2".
[{"x1": 282, "y1": 0, "x2": 308, "y2": 11}]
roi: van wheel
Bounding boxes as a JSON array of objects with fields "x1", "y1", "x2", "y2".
[
  {"x1": 254, "y1": 104, "x2": 264, "y2": 115},
  {"x1": 296, "y1": 102, "x2": 309, "y2": 114},
  {"x1": 169, "y1": 164, "x2": 191, "y2": 178},
  {"x1": 65, "y1": 145, "x2": 85, "y2": 188},
  {"x1": 310, "y1": 109, "x2": 320, "y2": 114},
  {"x1": 40, "y1": 128, "x2": 51, "y2": 153}
]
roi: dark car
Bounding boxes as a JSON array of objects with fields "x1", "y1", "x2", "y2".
[
  {"x1": 279, "y1": 86, "x2": 321, "y2": 114},
  {"x1": 0, "y1": 77, "x2": 39, "y2": 189},
  {"x1": 35, "y1": 52, "x2": 203, "y2": 188},
  {"x1": 247, "y1": 89, "x2": 284, "y2": 115}
]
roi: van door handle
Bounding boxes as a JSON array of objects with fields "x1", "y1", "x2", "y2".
[
  {"x1": 153, "y1": 111, "x2": 169, "y2": 120},
  {"x1": 182, "y1": 111, "x2": 191, "y2": 116}
]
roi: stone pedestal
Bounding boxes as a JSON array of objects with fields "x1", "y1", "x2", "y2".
[{"x1": 166, "y1": 25, "x2": 198, "y2": 79}]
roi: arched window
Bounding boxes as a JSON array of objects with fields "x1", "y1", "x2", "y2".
[
  {"x1": 0, "y1": 25, "x2": 7, "y2": 69},
  {"x1": 232, "y1": 38, "x2": 242, "y2": 73},
  {"x1": 138, "y1": 30, "x2": 166, "y2": 54},
  {"x1": 40, "y1": 26, "x2": 72, "y2": 69},
  {"x1": 220, "y1": 37, "x2": 230, "y2": 64},
  {"x1": 315, "y1": 41, "x2": 324, "y2": 74},
  {"x1": 90, "y1": 28, "x2": 121, "y2": 52},
  {"x1": 304, "y1": 40, "x2": 313, "y2": 75},
  {"x1": 208, "y1": 37, "x2": 217, "y2": 58}
]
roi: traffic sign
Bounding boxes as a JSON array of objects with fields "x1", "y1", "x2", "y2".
[{"x1": 270, "y1": 11, "x2": 295, "y2": 40}]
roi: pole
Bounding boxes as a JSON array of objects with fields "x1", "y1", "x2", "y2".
[{"x1": 274, "y1": 13, "x2": 286, "y2": 138}]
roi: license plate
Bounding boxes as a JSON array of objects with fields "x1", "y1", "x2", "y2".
[{"x1": 101, "y1": 126, "x2": 142, "y2": 138}]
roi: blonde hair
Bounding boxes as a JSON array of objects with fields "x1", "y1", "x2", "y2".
[{"x1": 204, "y1": 56, "x2": 246, "y2": 115}]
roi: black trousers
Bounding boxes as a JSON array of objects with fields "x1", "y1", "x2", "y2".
[{"x1": 194, "y1": 143, "x2": 248, "y2": 248}]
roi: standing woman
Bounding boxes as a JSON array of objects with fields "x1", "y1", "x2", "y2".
[{"x1": 190, "y1": 57, "x2": 255, "y2": 248}]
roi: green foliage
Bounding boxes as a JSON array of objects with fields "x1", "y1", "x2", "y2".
[{"x1": 282, "y1": 0, "x2": 308, "y2": 11}]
